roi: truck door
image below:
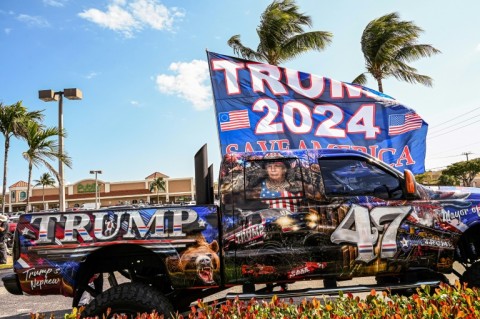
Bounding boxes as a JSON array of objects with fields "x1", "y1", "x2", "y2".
[{"x1": 318, "y1": 156, "x2": 411, "y2": 277}]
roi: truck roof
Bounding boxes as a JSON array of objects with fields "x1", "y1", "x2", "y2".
[{"x1": 221, "y1": 148, "x2": 400, "y2": 175}]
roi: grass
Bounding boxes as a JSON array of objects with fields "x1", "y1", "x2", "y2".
[{"x1": 0, "y1": 255, "x2": 13, "y2": 269}]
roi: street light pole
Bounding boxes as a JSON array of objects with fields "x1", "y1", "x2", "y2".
[
  {"x1": 39, "y1": 88, "x2": 82, "y2": 212},
  {"x1": 58, "y1": 92, "x2": 65, "y2": 212},
  {"x1": 90, "y1": 170, "x2": 102, "y2": 209}
]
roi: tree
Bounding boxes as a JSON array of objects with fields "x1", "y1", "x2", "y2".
[
  {"x1": 352, "y1": 12, "x2": 441, "y2": 93},
  {"x1": 437, "y1": 174, "x2": 459, "y2": 186},
  {"x1": 441, "y1": 159, "x2": 480, "y2": 187},
  {"x1": 22, "y1": 121, "x2": 72, "y2": 212},
  {"x1": 34, "y1": 172, "x2": 56, "y2": 211},
  {"x1": 415, "y1": 172, "x2": 433, "y2": 185},
  {"x1": 149, "y1": 177, "x2": 166, "y2": 204},
  {"x1": 227, "y1": 0, "x2": 332, "y2": 65},
  {"x1": 0, "y1": 102, "x2": 43, "y2": 213}
]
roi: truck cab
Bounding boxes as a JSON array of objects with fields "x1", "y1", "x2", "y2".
[{"x1": 218, "y1": 149, "x2": 478, "y2": 287}]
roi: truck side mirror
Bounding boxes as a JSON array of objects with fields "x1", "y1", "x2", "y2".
[{"x1": 404, "y1": 169, "x2": 417, "y2": 196}]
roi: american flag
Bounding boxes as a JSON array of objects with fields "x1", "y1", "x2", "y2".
[
  {"x1": 219, "y1": 110, "x2": 250, "y2": 131},
  {"x1": 260, "y1": 181, "x2": 301, "y2": 211},
  {"x1": 388, "y1": 112, "x2": 423, "y2": 136}
]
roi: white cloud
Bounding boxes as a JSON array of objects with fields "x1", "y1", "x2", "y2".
[
  {"x1": 476, "y1": 44, "x2": 480, "y2": 52},
  {"x1": 130, "y1": 100, "x2": 140, "y2": 107},
  {"x1": 78, "y1": 0, "x2": 183, "y2": 38},
  {"x1": 79, "y1": 4, "x2": 139, "y2": 38},
  {"x1": 85, "y1": 72, "x2": 99, "y2": 79},
  {"x1": 43, "y1": 0, "x2": 67, "y2": 7},
  {"x1": 17, "y1": 14, "x2": 50, "y2": 28},
  {"x1": 4, "y1": 28, "x2": 11, "y2": 35},
  {"x1": 156, "y1": 60, "x2": 212, "y2": 111}
]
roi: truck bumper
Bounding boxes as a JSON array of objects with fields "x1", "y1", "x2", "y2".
[{"x1": 2, "y1": 273, "x2": 23, "y2": 295}]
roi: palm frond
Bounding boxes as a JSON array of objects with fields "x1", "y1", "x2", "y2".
[
  {"x1": 227, "y1": 35, "x2": 262, "y2": 61},
  {"x1": 228, "y1": 0, "x2": 331, "y2": 66},
  {"x1": 358, "y1": 11, "x2": 440, "y2": 90},
  {"x1": 351, "y1": 73, "x2": 368, "y2": 86}
]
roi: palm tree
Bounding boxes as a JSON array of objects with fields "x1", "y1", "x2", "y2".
[
  {"x1": 149, "y1": 177, "x2": 166, "y2": 204},
  {"x1": 227, "y1": 0, "x2": 332, "y2": 65},
  {"x1": 352, "y1": 12, "x2": 441, "y2": 93},
  {"x1": 0, "y1": 102, "x2": 43, "y2": 213},
  {"x1": 22, "y1": 121, "x2": 72, "y2": 212},
  {"x1": 34, "y1": 173, "x2": 56, "y2": 210}
]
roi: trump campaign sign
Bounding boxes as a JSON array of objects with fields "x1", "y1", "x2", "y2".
[{"x1": 207, "y1": 51, "x2": 428, "y2": 173}]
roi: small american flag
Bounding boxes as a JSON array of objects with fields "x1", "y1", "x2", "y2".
[
  {"x1": 260, "y1": 181, "x2": 301, "y2": 211},
  {"x1": 219, "y1": 110, "x2": 250, "y2": 131},
  {"x1": 388, "y1": 112, "x2": 423, "y2": 136}
]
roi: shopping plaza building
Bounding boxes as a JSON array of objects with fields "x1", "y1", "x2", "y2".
[{"x1": 4, "y1": 172, "x2": 195, "y2": 212}]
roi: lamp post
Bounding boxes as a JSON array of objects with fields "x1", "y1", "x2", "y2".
[
  {"x1": 39, "y1": 88, "x2": 82, "y2": 212},
  {"x1": 90, "y1": 170, "x2": 102, "y2": 209}
]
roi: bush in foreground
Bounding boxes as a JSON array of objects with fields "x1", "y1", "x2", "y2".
[{"x1": 31, "y1": 281, "x2": 480, "y2": 319}]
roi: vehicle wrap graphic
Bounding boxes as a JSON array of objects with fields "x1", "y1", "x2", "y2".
[
  {"x1": 12, "y1": 149, "x2": 480, "y2": 297},
  {"x1": 219, "y1": 149, "x2": 478, "y2": 283},
  {"x1": 15, "y1": 206, "x2": 219, "y2": 295}
]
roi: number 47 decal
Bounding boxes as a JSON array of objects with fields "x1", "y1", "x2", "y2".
[{"x1": 331, "y1": 204, "x2": 412, "y2": 263}]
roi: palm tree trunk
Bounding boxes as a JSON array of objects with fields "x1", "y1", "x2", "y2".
[
  {"x1": 26, "y1": 163, "x2": 32, "y2": 212},
  {"x1": 42, "y1": 185, "x2": 45, "y2": 210},
  {"x1": 377, "y1": 79, "x2": 384, "y2": 93},
  {"x1": 157, "y1": 191, "x2": 159, "y2": 204},
  {"x1": 2, "y1": 138, "x2": 9, "y2": 213}
]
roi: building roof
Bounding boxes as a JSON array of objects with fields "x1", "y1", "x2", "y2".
[
  {"x1": 145, "y1": 172, "x2": 169, "y2": 179},
  {"x1": 9, "y1": 181, "x2": 28, "y2": 188},
  {"x1": 29, "y1": 189, "x2": 154, "y2": 202}
]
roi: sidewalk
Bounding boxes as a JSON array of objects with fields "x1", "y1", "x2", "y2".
[{"x1": 0, "y1": 255, "x2": 13, "y2": 269}]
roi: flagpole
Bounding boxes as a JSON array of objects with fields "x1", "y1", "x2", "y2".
[{"x1": 205, "y1": 49, "x2": 223, "y2": 156}]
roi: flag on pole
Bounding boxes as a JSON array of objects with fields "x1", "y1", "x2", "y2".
[{"x1": 207, "y1": 51, "x2": 428, "y2": 173}]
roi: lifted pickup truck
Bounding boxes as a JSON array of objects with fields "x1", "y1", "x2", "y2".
[{"x1": 3, "y1": 148, "x2": 480, "y2": 318}]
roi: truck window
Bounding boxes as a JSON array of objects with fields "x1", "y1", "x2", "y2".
[
  {"x1": 319, "y1": 158, "x2": 403, "y2": 199},
  {"x1": 244, "y1": 157, "x2": 304, "y2": 211}
]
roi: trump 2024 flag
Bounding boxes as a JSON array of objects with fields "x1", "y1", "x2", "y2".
[{"x1": 207, "y1": 51, "x2": 428, "y2": 173}]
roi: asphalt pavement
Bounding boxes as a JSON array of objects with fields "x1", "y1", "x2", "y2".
[{"x1": 0, "y1": 268, "x2": 72, "y2": 318}]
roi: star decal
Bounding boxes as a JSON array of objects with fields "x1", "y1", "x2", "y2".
[
  {"x1": 401, "y1": 237, "x2": 409, "y2": 248},
  {"x1": 21, "y1": 227, "x2": 30, "y2": 236},
  {"x1": 198, "y1": 218, "x2": 206, "y2": 228}
]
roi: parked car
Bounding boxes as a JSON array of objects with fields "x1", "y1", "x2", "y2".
[{"x1": 7, "y1": 215, "x2": 18, "y2": 233}]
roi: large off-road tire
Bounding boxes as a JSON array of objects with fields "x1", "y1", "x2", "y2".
[
  {"x1": 81, "y1": 282, "x2": 174, "y2": 319},
  {"x1": 461, "y1": 261, "x2": 480, "y2": 288}
]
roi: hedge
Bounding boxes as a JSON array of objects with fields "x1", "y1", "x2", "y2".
[{"x1": 30, "y1": 281, "x2": 480, "y2": 319}]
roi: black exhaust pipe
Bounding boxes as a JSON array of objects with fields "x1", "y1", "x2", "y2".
[{"x1": 194, "y1": 144, "x2": 212, "y2": 205}]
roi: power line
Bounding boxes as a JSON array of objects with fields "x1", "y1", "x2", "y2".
[
  {"x1": 429, "y1": 106, "x2": 480, "y2": 130},
  {"x1": 428, "y1": 118, "x2": 480, "y2": 139},
  {"x1": 429, "y1": 141, "x2": 480, "y2": 157},
  {"x1": 428, "y1": 113, "x2": 480, "y2": 134},
  {"x1": 428, "y1": 154, "x2": 466, "y2": 160},
  {"x1": 425, "y1": 156, "x2": 480, "y2": 171}
]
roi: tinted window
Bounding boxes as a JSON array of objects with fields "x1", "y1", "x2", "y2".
[
  {"x1": 244, "y1": 158, "x2": 304, "y2": 200},
  {"x1": 320, "y1": 158, "x2": 402, "y2": 199}
]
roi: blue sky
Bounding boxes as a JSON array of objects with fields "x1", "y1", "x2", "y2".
[{"x1": 1, "y1": 0, "x2": 479, "y2": 188}]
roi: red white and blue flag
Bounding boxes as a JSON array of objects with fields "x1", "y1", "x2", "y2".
[
  {"x1": 260, "y1": 181, "x2": 301, "y2": 211},
  {"x1": 219, "y1": 110, "x2": 250, "y2": 131},
  {"x1": 207, "y1": 51, "x2": 428, "y2": 173},
  {"x1": 388, "y1": 112, "x2": 423, "y2": 136}
]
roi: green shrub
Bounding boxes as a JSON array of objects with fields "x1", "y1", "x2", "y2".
[{"x1": 33, "y1": 281, "x2": 480, "y2": 319}]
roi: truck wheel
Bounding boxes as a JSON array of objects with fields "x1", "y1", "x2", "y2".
[
  {"x1": 81, "y1": 282, "x2": 173, "y2": 318},
  {"x1": 461, "y1": 261, "x2": 480, "y2": 288}
]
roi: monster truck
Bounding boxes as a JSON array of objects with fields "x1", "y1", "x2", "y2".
[{"x1": 3, "y1": 148, "x2": 480, "y2": 318}]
